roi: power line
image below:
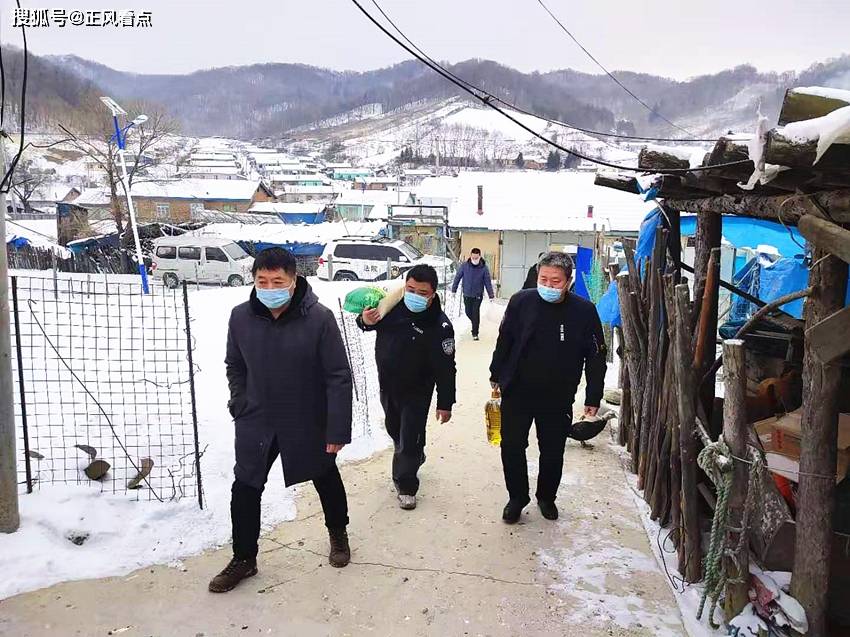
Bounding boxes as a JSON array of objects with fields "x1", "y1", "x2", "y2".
[
  {"x1": 533, "y1": 0, "x2": 693, "y2": 137},
  {"x1": 0, "y1": 0, "x2": 28, "y2": 193},
  {"x1": 350, "y1": 0, "x2": 747, "y2": 175},
  {"x1": 369, "y1": 0, "x2": 717, "y2": 144}
]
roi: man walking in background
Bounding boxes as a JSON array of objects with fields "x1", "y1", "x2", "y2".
[
  {"x1": 522, "y1": 252, "x2": 546, "y2": 290},
  {"x1": 210, "y1": 248, "x2": 353, "y2": 593},
  {"x1": 451, "y1": 248, "x2": 495, "y2": 341},
  {"x1": 358, "y1": 265, "x2": 457, "y2": 510},
  {"x1": 489, "y1": 251, "x2": 607, "y2": 524}
]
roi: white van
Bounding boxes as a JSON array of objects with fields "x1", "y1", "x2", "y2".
[{"x1": 152, "y1": 236, "x2": 254, "y2": 288}]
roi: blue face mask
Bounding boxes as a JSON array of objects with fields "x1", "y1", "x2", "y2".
[
  {"x1": 404, "y1": 291, "x2": 430, "y2": 313},
  {"x1": 537, "y1": 284, "x2": 564, "y2": 303},
  {"x1": 256, "y1": 286, "x2": 291, "y2": 309}
]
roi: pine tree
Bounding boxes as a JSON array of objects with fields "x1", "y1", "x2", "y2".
[
  {"x1": 546, "y1": 151, "x2": 561, "y2": 171},
  {"x1": 563, "y1": 151, "x2": 580, "y2": 170},
  {"x1": 514, "y1": 152, "x2": 525, "y2": 169}
]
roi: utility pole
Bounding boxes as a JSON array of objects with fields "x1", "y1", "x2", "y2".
[{"x1": 0, "y1": 140, "x2": 20, "y2": 533}]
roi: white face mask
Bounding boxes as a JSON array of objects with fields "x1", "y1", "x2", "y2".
[{"x1": 471, "y1": 257, "x2": 481, "y2": 265}]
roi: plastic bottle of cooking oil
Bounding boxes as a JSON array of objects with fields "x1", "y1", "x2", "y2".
[{"x1": 485, "y1": 388, "x2": 502, "y2": 446}]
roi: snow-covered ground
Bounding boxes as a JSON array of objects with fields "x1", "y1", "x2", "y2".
[{"x1": 0, "y1": 275, "x2": 474, "y2": 600}]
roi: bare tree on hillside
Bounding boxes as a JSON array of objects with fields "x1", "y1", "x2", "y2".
[
  {"x1": 10, "y1": 158, "x2": 54, "y2": 214},
  {"x1": 56, "y1": 93, "x2": 180, "y2": 235}
]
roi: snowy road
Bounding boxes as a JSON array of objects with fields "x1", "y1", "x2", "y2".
[{"x1": 0, "y1": 308, "x2": 686, "y2": 636}]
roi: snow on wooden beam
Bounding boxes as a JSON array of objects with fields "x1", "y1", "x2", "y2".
[
  {"x1": 765, "y1": 127, "x2": 850, "y2": 170},
  {"x1": 778, "y1": 86, "x2": 850, "y2": 126},
  {"x1": 638, "y1": 146, "x2": 692, "y2": 170},
  {"x1": 593, "y1": 171, "x2": 640, "y2": 194},
  {"x1": 663, "y1": 189, "x2": 850, "y2": 224}
]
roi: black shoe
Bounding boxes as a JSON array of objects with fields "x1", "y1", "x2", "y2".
[
  {"x1": 538, "y1": 500, "x2": 559, "y2": 520},
  {"x1": 473, "y1": 334, "x2": 480, "y2": 341},
  {"x1": 208, "y1": 556, "x2": 258, "y2": 593},
  {"x1": 328, "y1": 527, "x2": 351, "y2": 568},
  {"x1": 502, "y1": 500, "x2": 527, "y2": 524}
]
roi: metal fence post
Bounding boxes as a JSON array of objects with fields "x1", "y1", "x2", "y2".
[
  {"x1": 182, "y1": 282, "x2": 204, "y2": 510},
  {"x1": 11, "y1": 278, "x2": 31, "y2": 494},
  {"x1": 328, "y1": 254, "x2": 334, "y2": 281},
  {"x1": 386, "y1": 257, "x2": 392, "y2": 281},
  {"x1": 51, "y1": 251, "x2": 58, "y2": 299}
]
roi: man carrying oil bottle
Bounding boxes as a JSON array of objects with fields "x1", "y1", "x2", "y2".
[{"x1": 489, "y1": 251, "x2": 607, "y2": 524}]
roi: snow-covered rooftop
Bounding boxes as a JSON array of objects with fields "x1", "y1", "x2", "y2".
[
  {"x1": 334, "y1": 190, "x2": 413, "y2": 206},
  {"x1": 415, "y1": 171, "x2": 654, "y2": 232},
  {"x1": 75, "y1": 180, "x2": 266, "y2": 205},
  {"x1": 191, "y1": 221, "x2": 384, "y2": 245}
]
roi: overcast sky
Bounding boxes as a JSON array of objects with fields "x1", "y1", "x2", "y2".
[{"x1": 3, "y1": 0, "x2": 849, "y2": 78}]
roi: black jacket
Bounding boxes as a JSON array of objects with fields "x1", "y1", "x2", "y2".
[
  {"x1": 522, "y1": 265, "x2": 538, "y2": 290},
  {"x1": 489, "y1": 289, "x2": 607, "y2": 407},
  {"x1": 225, "y1": 277, "x2": 353, "y2": 489},
  {"x1": 357, "y1": 296, "x2": 457, "y2": 411}
]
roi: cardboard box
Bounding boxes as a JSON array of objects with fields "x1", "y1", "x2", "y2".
[{"x1": 754, "y1": 409, "x2": 850, "y2": 484}]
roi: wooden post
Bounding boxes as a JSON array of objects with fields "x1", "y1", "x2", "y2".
[
  {"x1": 792, "y1": 250, "x2": 849, "y2": 636},
  {"x1": 722, "y1": 339, "x2": 750, "y2": 620},
  {"x1": 674, "y1": 283, "x2": 702, "y2": 582},
  {"x1": 663, "y1": 205, "x2": 682, "y2": 281},
  {"x1": 619, "y1": 344, "x2": 631, "y2": 448},
  {"x1": 617, "y1": 275, "x2": 644, "y2": 471},
  {"x1": 694, "y1": 248, "x2": 722, "y2": 437},
  {"x1": 664, "y1": 276, "x2": 683, "y2": 547},
  {"x1": 691, "y1": 212, "x2": 722, "y2": 330}
]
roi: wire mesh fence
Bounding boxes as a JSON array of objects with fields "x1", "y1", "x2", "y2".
[{"x1": 11, "y1": 275, "x2": 202, "y2": 505}]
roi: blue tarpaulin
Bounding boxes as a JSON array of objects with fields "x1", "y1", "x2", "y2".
[
  {"x1": 596, "y1": 207, "x2": 663, "y2": 327},
  {"x1": 573, "y1": 246, "x2": 594, "y2": 300},
  {"x1": 239, "y1": 241, "x2": 325, "y2": 257},
  {"x1": 7, "y1": 237, "x2": 31, "y2": 249},
  {"x1": 679, "y1": 216, "x2": 805, "y2": 259},
  {"x1": 276, "y1": 212, "x2": 327, "y2": 225}
]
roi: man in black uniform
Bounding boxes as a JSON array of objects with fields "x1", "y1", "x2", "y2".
[
  {"x1": 490, "y1": 251, "x2": 606, "y2": 523},
  {"x1": 358, "y1": 265, "x2": 457, "y2": 510},
  {"x1": 522, "y1": 252, "x2": 545, "y2": 290}
]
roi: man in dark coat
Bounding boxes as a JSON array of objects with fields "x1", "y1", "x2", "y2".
[
  {"x1": 521, "y1": 252, "x2": 545, "y2": 290},
  {"x1": 209, "y1": 248, "x2": 353, "y2": 593},
  {"x1": 358, "y1": 265, "x2": 456, "y2": 511},
  {"x1": 490, "y1": 251, "x2": 607, "y2": 524},
  {"x1": 451, "y1": 247, "x2": 495, "y2": 341}
]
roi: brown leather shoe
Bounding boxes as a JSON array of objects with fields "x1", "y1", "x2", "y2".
[
  {"x1": 328, "y1": 527, "x2": 351, "y2": 568},
  {"x1": 208, "y1": 557, "x2": 258, "y2": 593}
]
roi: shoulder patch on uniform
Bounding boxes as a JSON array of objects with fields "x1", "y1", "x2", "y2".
[{"x1": 442, "y1": 338, "x2": 455, "y2": 356}]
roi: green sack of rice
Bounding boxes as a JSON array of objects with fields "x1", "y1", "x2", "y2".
[{"x1": 343, "y1": 286, "x2": 387, "y2": 313}]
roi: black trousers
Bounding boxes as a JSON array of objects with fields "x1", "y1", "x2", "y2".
[
  {"x1": 381, "y1": 390, "x2": 432, "y2": 496},
  {"x1": 499, "y1": 392, "x2": 572, "y2": 504},
  {"x1": 463, "y1": 295, "x2": 483, "y2": 337},
  {"x1": 231, "y1": 437, "x2": 348, "y2": 560}
]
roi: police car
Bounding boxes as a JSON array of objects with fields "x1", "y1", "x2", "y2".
[{"x1": 317, "y1": 236, "x2": 455, "y2": 284}]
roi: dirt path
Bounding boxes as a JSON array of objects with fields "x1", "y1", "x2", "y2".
[{"x1": 0, "y1": 318, "x2": 686, "y2": 637}]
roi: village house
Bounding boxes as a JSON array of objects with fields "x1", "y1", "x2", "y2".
[
  {"x1": 73, "y1": 179, "x2": 275, "y2": 224},
  {"x1": 334, "y1": 189, "x2": 413, "y2": 221},
  {"x1": 352, "y1": 176, "x2": 400, "y2": 191},
  {"x1": 415, "y1": 171, "x2": 650, "y2": 296},
  {"x1": 276, "y1": 185, "x2": 337, "y2": 203}
]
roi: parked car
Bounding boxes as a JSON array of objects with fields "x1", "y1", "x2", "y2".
[
  {"x1": 316, "y1": 236, "x2": 455, "y2": 284},
  {"x1": 152, "y1": 236, "x2": 254, "y2": 288}
]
